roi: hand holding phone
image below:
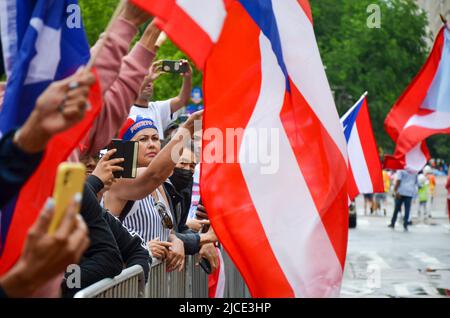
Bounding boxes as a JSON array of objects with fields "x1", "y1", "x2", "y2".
[
  {"x1": 162, "y1": 60, "x2": 189, "y2": 74},
  {"x1": 93, "y1": 148, "x2": 124, "y2": 190},
  {"x1": 107, "y1": 139, "x2": 138, "y2": 178},
  {"x1": 48, "y1": 163, "x2": 86, "y2": 234}
]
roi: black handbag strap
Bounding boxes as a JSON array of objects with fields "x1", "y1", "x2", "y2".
[{"x1": 119, "y1": 200, "x2": 135, "y2": 223}]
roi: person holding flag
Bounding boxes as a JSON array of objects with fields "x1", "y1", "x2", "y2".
[
  {"x1": 0, "y1": 0, "x2": 135, "y2": 294},
  {"x1": 0, "y1": 69, "x2": 95, "y2": 207},
  {"x1": 0, "y1": 61, "x2": 95, "y2": 298}
]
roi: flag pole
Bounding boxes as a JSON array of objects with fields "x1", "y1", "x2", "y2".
[
  {"x1": 441, "y1": 13, "x2": 449, "y2": 30},
  {"x1": 341, "y1": 91, "x2": 369, "y2": 121},
  {"x1": 354, "y1": 91, "x2": 368, "y2": 107},
  {"x1": 86, "y1": 0, "x2": 127, "y2": 70},
  {"x1": 356, "y1": 91, "x2": 368, "y2": 105}
]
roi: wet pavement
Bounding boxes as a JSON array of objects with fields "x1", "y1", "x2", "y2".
[{"x1": 341, "y1": 176, "x2": 450, "y2": 298}]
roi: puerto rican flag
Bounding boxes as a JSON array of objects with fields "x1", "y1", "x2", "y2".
[
  {"x1": 384, "y1": 27, "x2": 450, "y2": 172},
  {"x1": 132, "y1": 0, "x2": 349, "y2": 297},
  {"x1": 0, "y1": 0, "x2": 102, "y2": 274},
  {"x1": 341, "y1": 93, "x2": 383, "y2": 201},
  {"x1": 188, "y1": 165, "x2": 226, "y2": 298},
  {"x1": 208, "y1": 247, "x2": 225, "y2": 298}
]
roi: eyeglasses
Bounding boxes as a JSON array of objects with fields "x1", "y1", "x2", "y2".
[{"x1": 154, "y1": 201, "x2": 174, "y2": 230}]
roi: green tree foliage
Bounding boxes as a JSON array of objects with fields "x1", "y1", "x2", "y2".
[
  {"x1": 152, "y1": 40, "x2": 203, "y2": 102},
  {"x1": 79, "y1": 0, "x2": 119, "y2": 46},
  {"x1": 311, "y1": 0, "x2": 448, "y2": 159},
  {"x1": 79, "y1": 0, "x2": 202, "y2": 102},
  {"x1": 79, "y1": 0, "x2": 447, "y2": 160},
  {"x1": 428, "y1": 135, "x2": 450, "y2": 160}
]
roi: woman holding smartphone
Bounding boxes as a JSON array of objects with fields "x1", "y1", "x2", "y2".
[{"x1": 104, "y1": 112, "x2": 200, "y2": 271}]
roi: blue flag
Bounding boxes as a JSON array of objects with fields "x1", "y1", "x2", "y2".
[
  {"x1": 0, "y1": 0, "x2": 91, "y2": 135},
  {"x1": 0, "y1": 0, "x2": 102, "y2": 272}
]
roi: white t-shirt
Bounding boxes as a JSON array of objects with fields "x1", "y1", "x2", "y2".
[{"x1": 129, "y1": 99, "x2": 176, "y2": 140}]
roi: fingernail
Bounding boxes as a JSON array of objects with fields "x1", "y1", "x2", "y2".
[
  {"x1": 74, "y1": 192, "x2": 82, "y2": 203},
  {"x1": 45, "y1": 198, "x2": 55, "y2": 211}
]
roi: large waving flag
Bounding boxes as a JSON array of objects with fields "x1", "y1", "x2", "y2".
[
  {"x1": 0, "y1": 0, "x2": 102, "y2": 273},
  {"x1": 131, "y1": 0, "x2": 231, "y2": 70},
  {"x1": 132, "y1": 0, "x2": 349, "y2": 297},
  {"x1": 341, "y1": 93, "x2": 383, "y2": 201},
  {"x1": 384, "y1": 27, "x2": 450, "y2": 172}
]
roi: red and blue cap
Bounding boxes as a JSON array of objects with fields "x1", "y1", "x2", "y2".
[{"x1": 118, "y1": 115, "x2": 158, "y2": 141}]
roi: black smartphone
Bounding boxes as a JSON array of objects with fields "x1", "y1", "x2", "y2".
[
  {"x1": 162, "y1": 60, "x2": 189, "y2": 74},
  {"x1": 199, "y1": 257, "x2": 212, "y2": 274},
  {"x1": 107, "y1": 139, "x2": 138, "y2": 178}
]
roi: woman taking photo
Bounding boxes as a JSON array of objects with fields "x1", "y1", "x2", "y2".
[{"x1": 104, "y1": 112, "x2": 202, "y2": 271}]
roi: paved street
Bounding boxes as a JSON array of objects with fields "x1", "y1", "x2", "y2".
[{"x1": 341, "y1": 176, "x2": 450, "y2": 298}]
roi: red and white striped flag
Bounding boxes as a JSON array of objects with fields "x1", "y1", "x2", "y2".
[
  {"x1": 132, "y1": 0, "x2": 349, "y2": 297},
  {"x1": 384, "y1": 27, "x2": 450, "y2": 172},
  {"x1": 341, "y1": 94, "x2": 384, "y2": 201},
  {"x1": 208, "y1": 248, "x2": 225, "y2": 298}
]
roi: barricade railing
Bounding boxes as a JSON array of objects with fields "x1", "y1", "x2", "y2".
[
  {"x1": 74, "y1": 265, "x2": 145, "y2": 298},
  {"x1": 185, "y1": 255, "x2": 209, "y2": 298},
  {"x1": 145, "y1": 259, "x2": 167, "y2": 298},
  {"x1": 75, "y1": 250, "x2": 250, "y2": 298},
  {"x1": 145, "y1": 255, "x2": 208, "y2": 298},
  {"x1": 221, "y1": 248, "x2": 251, "y2": 298}
]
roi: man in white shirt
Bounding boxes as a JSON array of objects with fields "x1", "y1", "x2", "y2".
[{"x1": 130, "y1": 59, "x2": 193, "y2": 139}]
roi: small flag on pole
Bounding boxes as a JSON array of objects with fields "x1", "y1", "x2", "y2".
[{"x1": 341, "y1": 93, "x2": 383, "y2": 201}]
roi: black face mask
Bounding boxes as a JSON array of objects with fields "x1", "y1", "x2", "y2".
[{"x1": 171, "y1": 167, "x2": 194, "y2": 190}]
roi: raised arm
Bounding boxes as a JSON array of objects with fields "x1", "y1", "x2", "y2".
[
  {"x1": 91, "y1": 2, "x2": 150, "y2": 93},
  {"x1": 170, "y1": 61, "x2": 193, "y2": 114},
  {"x1": 86, "y1": 22, "x2": 162, "y2": 155},
  {"x1": 111, "y1": 111, "x2": 202, "y2": 201},
  {"x1": 1, "y1": 70, "x2": 95, "y2": 207}
]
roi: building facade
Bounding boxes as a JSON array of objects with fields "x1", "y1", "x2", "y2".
[{"x1": 415, "y1": 0, "x2": 450, "y2": 43}]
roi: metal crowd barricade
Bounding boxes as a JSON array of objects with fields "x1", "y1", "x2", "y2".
[
  {"x1": 185, "y1": 255, "x2": 208, "y2": 298},
  {"x1": 221, "y1": 248, "x2": 251, "y2": 298},
  {"x1": 145, "y1": 258, "x2": 167, "y2": 298},
  {"x1": 145, "y1": 255, "x2": 208, "y2": 298},
  {"x1": 74, "y1": 252, "x2": 250, "y2": 298},
  {"x1": 168, "y1": 266, "x2": 186, "y2": 298},
  {"x1": 74, "y1": 265, "x2": 145, "y2": 298}
]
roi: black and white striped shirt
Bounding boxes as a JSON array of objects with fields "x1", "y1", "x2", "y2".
[{"x1": 122, "y1": 189, "x2": 172, "y2": 243}]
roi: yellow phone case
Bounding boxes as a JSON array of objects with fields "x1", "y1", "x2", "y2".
[{"x1": 48, "y1": 163, "x2": 86, "y2": 234}]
